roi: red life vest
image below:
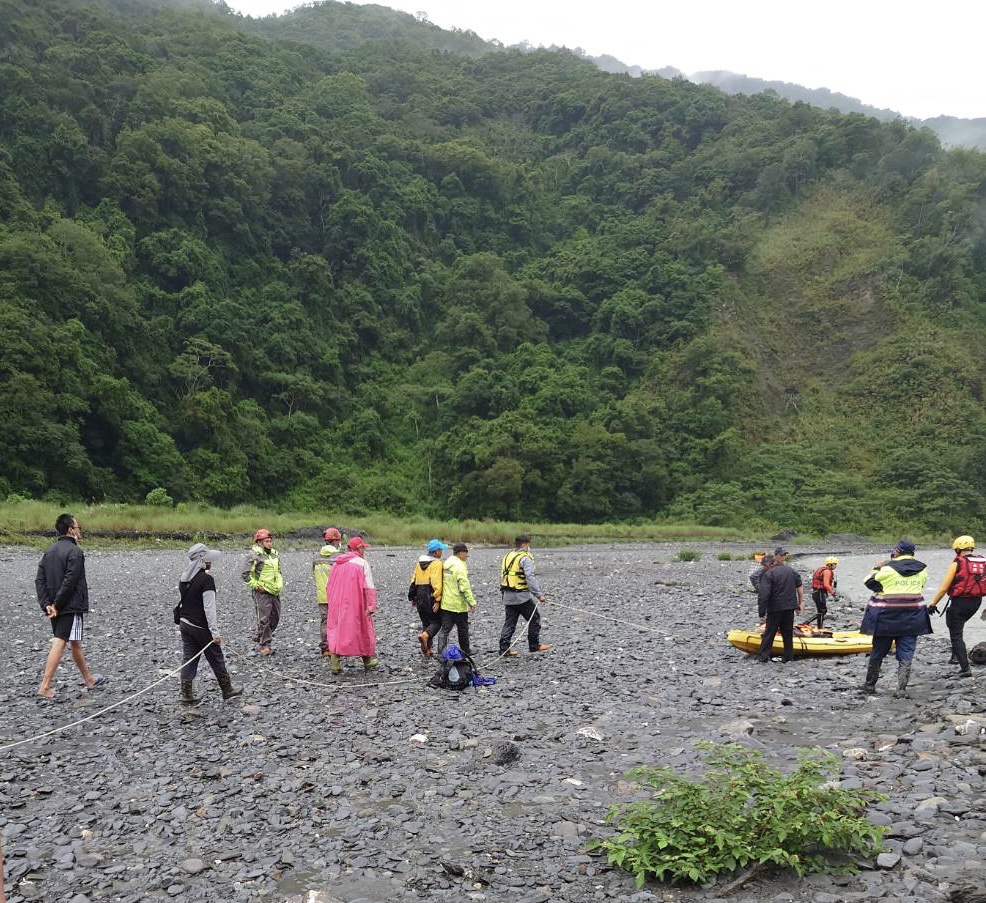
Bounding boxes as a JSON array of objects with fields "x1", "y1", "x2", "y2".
[
  {"x1": 811, "y1": 565, "x2": 833, "y2": 591},
  {"x1": 949, "y1": 554, "x2": 986, "y2": 598}
]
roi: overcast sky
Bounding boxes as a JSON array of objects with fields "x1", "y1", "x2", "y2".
[{"x1": 225, "y1": 0, "x2": 986, "y2": 120}]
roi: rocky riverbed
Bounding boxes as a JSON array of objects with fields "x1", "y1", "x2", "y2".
[{"x1": 1, "y1": 542, "x2": 984, "y2": 903}]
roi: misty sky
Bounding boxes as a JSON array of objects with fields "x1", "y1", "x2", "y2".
[{"x1": 225, "y1": 0, "x2": 985, "y2": 121}]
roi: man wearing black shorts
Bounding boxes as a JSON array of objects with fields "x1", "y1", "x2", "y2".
[{"x1": 35, "y1": 513, "x2": 105, "y2": 699}]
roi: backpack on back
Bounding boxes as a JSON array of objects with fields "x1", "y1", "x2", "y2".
[{"x1": 950, "y1": 554, "x2": 986, "y2": 598}]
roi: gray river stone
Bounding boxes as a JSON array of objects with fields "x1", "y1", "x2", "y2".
[{"x1": 1, "y1": 542, "x2": 984, "y2": 903}]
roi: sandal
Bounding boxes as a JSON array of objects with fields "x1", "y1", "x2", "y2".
[
  {"x1": 86, "y1": 674, "x2": 107, "y2": 690},
  {"x1": 37, "y1": 687, "x2": 56, "y2": 699}
]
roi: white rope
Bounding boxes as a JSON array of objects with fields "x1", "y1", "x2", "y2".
[
  {"x1": 224, "y1": 644, "x2": 422, "y2": 691},
  {"x1": 0, "y1": 642, "x2": 217, "y2": 755},
  {"x1": 547, "y1": 598, "x2": 669, "y2": 636}
]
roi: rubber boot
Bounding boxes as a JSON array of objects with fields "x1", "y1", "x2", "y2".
[
  {"x1": 362, "y1": 656, "x2": 379, "y2": 671},
  {"x1": 180, "y1": 680, "x2": 201, "y2": 706},
  {"x1": 894, "y1": 662, "x2": 911, "y2": 698},
  {"x1": 862, "y1": 658, "x2": 881, "y2": 695},
  {"x1": 330, "y1": 654, "x2": 342, "y2": 674},
  {"x1": 218, "y1": 675, "x2": 242, "y2": 700}
]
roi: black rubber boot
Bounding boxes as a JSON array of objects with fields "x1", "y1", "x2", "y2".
[
  {"x1": 862, "y1": 658, "x2": 881, "y2": 694},
  {"x1": 218, "y1": 675, "x2": 242, "y2": 700},
  {"x1": 894, "y1": 662, "x2": 911, "y2": 698},
  {"x1": 180, "y1": 680, "x2": 201, "y2": 706}
]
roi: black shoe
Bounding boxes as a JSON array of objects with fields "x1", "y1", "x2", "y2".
[{"x1": 956, "y1": 670, "x2": 974, "y2": 679}]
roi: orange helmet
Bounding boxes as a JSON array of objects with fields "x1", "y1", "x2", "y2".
[
  {"x1": 254, "y1": 528, "x2": 273, "y2": 542},
  {"x1": 323, "y1": 527, "x2": 342, "y2": 542}
]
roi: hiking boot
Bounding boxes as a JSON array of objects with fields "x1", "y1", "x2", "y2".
[
  {"x1": 418, "y1": 631, "x2": 431, "y2": 656},
  {"x1": 180, "y1": 680, "x2": 201, "y2": 706},
  {"x1": 218, "y1": 675, "x2": 242, "y2": 700},
  {"x1": 362, "y1": 657, "x2": 379, "y2": 671},
  {"x1": 330, "y1": 654, "x2": 342, "y2": 674},
  {"x1": 894, "y1": 662, "x2": 911, "y2": 698},
  {"x1": 532, "y1": 644, "x2": 551, "y2": 653}
]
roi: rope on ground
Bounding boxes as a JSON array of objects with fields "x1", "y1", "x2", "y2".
[
  {"x1": 547, "y1": 598, "x2": 670, "y2": 637},
  {"x1": 0, "y1": 642, "x2": 217, "y2": 755},
  {"x1": 223, "y1": 643, "x2": 422, "y2": 691}
]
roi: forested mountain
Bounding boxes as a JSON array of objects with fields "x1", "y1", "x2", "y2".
[
  {"x1": 691, "y1": 71, "x2": 986, "y2": 151},
  {"x1": 2, "y1": 0, "x2": 986, "y2": 534}
]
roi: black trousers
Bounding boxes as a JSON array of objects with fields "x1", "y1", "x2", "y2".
[
  {"x1": 758, "y1": 609, "x2": 795, "y2": 662},
  {"x1": 435, "y1": 610, "x2": 470, "y2": 656},
  {"x1": 811, "y1": 589, "x2": 829, "y2": 619},
  {"x1": 499, "y1": 599, "x2": 541, "y2": 653},
  {"x1": 180, "y1": 623, "x2": 229, "y2": 681},
  {"x1": 946, "y1": 596, "x2": 983, "y2": 672},
  {"x1": 416, "y1": 599, "x2": 442, "y2": 640}
]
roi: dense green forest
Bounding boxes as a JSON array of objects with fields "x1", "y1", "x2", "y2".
[{"x1": 2, "y1": 0, "x2": 986, "y2": 535}]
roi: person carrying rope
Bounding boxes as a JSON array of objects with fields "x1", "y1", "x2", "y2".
[
  {"x1": 498, "y1": 534, "x2": 550, "y2": 657},
  {"x1": 176, "y1": 543, "x2": 242, "y2": 705}
]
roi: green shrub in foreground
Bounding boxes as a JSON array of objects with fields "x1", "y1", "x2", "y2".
[
  {"x1": 592, "y1": 742, "x2": 885, "y2": 887},
  {"x1": 677, "y1": 548, "x2": 702, "y2": 561}
]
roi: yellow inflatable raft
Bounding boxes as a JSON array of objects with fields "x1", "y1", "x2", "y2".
[{"x1": 728, "y1": 627, "x2": 873, "y2": 657}]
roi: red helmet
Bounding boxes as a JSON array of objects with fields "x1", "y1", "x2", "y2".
[
  {"x1": 254, "y1": 528, "x2": 273, "y2": 542},
  {"x1": 323, "y1": 527, "x2": 342, "y2": 542}
]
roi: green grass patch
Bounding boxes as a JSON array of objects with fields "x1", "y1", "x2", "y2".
[
  {"x1": 0, "y1": 500, "x2": 767, "y2": 549},
  {"x1": 677, "y1": 548, "x2": 702, "y2": 561}
]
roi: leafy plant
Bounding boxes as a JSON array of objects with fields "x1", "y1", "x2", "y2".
[
  {"x1": 677, "y1": 548, "x2": 702, "y2": 561},
  {"x1": 717, "y1": 552, "x2": 734, "y2": 560},
  {"x1": 592, "y1": 742, "x2": 885, "y2": 887},
  {"x1": 144, "y1": 487, "x2": 175, "y2": 508}
]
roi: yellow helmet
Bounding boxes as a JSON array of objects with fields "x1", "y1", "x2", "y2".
[
  {"x1": 824, "y1": 556, "x2": 838, "y2": 566},
  {"x1": 952, "y1": 535, "x2": 975, "y2": 551}
]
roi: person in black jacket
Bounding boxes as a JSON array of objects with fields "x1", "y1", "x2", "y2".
[
  {"x1": 756, "y1": 548, "x2": 804, "y2": 663},
  {"x1": 35, "y1": 513, "x2": 105, "y2": 699},
  {"x1": 177, "y1": 543, "x2": 242, "y2": 705}
]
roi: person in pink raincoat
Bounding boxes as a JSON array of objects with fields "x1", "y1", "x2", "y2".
[{"x1": 325, "y1": 536, "x2": 378, "y2": 674}]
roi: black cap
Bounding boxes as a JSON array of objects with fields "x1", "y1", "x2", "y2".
[
  {"x1": 452, "y1": 542, "x2": 469, "y2": 554},
  {"x1": 774, "y1": 547, "x2": 788, "y2": 556}
]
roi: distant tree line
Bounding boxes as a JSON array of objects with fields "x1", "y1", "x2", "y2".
[{"x1": 1, "y1": 0, "x2": 985, "y2": 534}]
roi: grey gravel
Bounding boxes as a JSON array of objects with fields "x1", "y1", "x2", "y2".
[{"x1": 0, "y1": 541, "x2": 983, "y2": 903}]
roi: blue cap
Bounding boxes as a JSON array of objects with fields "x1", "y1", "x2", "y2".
[
  {"x1": 895, "y1": 539, "x2": 916, "y2": 554},
  {"x1": 427, "y1": 539, "x2": 450, "y2": 554}
]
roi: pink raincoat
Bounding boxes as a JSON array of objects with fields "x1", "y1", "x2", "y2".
[{"x1": 325, "y1": 551, "x2": 377, "y2": 656}]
